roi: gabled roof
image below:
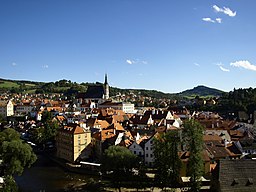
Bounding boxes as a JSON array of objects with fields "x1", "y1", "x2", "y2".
[
  {"x1": 144, "y1": 110, "x2": 170, "y2": 120},
  {"x1": 129, "y1": 114, "x2": 152, "y2": 125},
  {"x1": 86, "y1": 118, "x2": 109, "y2": 129},
  {"x1": 92, "y1": 129, "x2": 116, "y2": 141},
  {"x1": 84, "y1": 85, "x2": 105, "y2": 99},
  {"x1": 217, "y1": 159, "x2": 256, "y2": 192},
  {"x1": 107, "y1": 123, "x2": 125, "y2": 131}
]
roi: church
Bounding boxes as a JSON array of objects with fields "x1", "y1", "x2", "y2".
[{"x1": 76, "y1": 74, "x2": 110, "y2": 107}]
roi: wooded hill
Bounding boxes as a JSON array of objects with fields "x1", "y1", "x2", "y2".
[{"x1": 0, "y1": 78, "x2": 224, "y2": 99}]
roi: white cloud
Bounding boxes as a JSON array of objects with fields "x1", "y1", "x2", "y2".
[
  {"x1": 219, "y1": 66, "x2": 230, "y2": 72},
  {"x1": 11, "y1": 62, "x2": 17, "y2": 66},
  {"x1": 202, "y1": 17, "x2": 215, "y2": 23},
  {"x1": 194, "y1": 63, "x2": 200, "y2": 67},
  {"x1": 126, "y1": 59, "x2": 135, "y2": 65},
  {"x1": 216, "y1": 18, "x2": 222, "y2": 23},
  {"x1": 230, "y1": 60, "x2": 256, "y2": 71},
  {"x1": 42, "y1": 65, "x2": 49, "y2": 69},
  {"x1": 213, "y1": 5, "x2": 236, "y2": 17},
  {"x1": 126, "y1": 59, "x2": 148, "y2": 65},
  {"x1": 142, "y1": 60, "x2": 148, "y2": 65},
  {"x1": 213, "y1": 5, "x2": 221, "y2": 12}
]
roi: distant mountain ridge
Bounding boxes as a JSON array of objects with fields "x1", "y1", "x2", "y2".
[
  {"x1": 179, "y1": 85, "x2": 224, "y2": 97},
  {"x1": 0, "y1": 78, "x2": 224, "y2": 98}
]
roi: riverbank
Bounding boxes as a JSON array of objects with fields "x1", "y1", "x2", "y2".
[
  {"x1": 44, "y1": 152, "x2": 101, "y2": 176},
  {"x1": 15, "y1": 154, "x2": 99, "y2": 192}
]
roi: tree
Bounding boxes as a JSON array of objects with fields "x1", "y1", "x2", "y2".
[
  {"x1": 102, "y1": 145, "x2": 140, "y2": 191},
  {"x1": 154, "y1": 130, "x2": 182, "y2": 190},
  {"x1": 183, "y1": 119, "x2": 204, "y2": 192},
  {"x1": 0, "y1": 128, "x2": 37, "y2": 191},
  {"x1": 41, "y1": 111, "x2": 59, "y2": 143}
]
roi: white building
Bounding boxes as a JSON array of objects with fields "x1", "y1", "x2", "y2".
[
  {"x1": 144, "y1": 135, "x2": 155, "y2": 167},
  {"x1": 129, "y1": 141, "x2": 144, "y2": 158},
  {"x1": 99, "y1": 101, "x2": 136, "y2": 114},
  {"x1": 0, "y1": 100, "x2": 14, "y2": 118}
]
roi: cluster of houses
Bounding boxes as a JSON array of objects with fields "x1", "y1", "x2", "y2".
[{"x1": 1, "y1": 76, "x2": 256, "y2": 191}]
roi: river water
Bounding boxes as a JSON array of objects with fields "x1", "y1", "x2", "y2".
[{"x1": 15, "y1": 155, "x2": 98, "y2": 192}]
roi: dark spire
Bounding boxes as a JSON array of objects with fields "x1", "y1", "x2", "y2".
[{"x1": 104, "y1": 73, "x2": 108, "y2": 85}]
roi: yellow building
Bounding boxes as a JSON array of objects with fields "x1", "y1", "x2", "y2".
[{"x1": 56, "y1": 124, "x2": 91, "y2": 162}]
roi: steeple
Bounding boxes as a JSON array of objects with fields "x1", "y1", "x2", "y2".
[
  {"x1": 104, "y1": 73, "x2": 108, "y2": 85},
  {"x1": 104, "y1": 74, "x2": 109, "y2": 100}
]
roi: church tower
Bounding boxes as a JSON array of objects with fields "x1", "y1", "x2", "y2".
[{"x1": 104, "y1": 74, "x2": 109, "y2": 100}]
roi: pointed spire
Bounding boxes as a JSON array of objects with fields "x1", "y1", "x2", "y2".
[{"x1": 104, "y1": 73, "x2": 108, "y2": 85}]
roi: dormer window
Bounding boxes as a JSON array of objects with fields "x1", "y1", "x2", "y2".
[
  {"x1": 247, "y1": 178, "x2": 253, "y2": 186},
  {"x1": 232, "y1": 178, "x2": 239, "y2": 186}
]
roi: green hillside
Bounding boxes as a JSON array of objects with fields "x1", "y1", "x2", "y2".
[{"x1": 179, "y1": 85, "x2": 224, "y2": 97}]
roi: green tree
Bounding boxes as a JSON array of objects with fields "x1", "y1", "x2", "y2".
[
  {"x1": 183, "y1": 119, "x2": 204, "y2": 192},
  {"x1": 41, "y1": 111, "x2": 53, "y2": 123},
  {"x1": 154, "y1": 130, "x2": 182, "y2": 190},
  {"x1": 41, "y1": 111, "x2": 59, "y2": 143},
  {"x1": 102, "y1": 145, "x2": 140, "y2": 192},
  {"x1": 0, "y1": 128, "x2": 37, "y2": 191}
]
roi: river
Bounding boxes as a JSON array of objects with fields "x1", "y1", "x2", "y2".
[{"x1": 15, "y1": 155, "x2": 99, "y2": 192}]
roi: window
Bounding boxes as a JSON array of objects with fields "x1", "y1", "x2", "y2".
[
  {"x1": 134, "y1": 151, "x2": 136, "y2": 154},
  {"x1": 146, "y1": 147, "x2": 148, "y2": 150},
  {"x1": 146, "y1": 154, "x2": 148, "y2": 157}
]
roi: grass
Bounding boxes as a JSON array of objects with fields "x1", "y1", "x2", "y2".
[{"x1": 0, "y1": 81, "x2": 19, "y2": 88}]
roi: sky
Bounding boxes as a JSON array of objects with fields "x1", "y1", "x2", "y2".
[{"x1": 1, "y1": 0, "x2": 256, "y2": 93}]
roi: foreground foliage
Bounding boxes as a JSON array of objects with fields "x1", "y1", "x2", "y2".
[
  {"x1": 154, "y1": 130, "x2": 182, "y2": 189},
  {"x1": 183, "y1": 119, "x2": 204, "y2": 192},
  {"x1": 0, "y1": 128, "x2": 37, "y2": 191},
  {"x1": 102, "y1": 145, "x2": 146, "y2": 191}
]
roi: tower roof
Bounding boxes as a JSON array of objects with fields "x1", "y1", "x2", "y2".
[{"x1": 104, "y1": 73, "x2": 108, "y2": 85}]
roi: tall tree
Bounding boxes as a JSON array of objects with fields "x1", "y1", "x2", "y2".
[
  {"x1": 0, "y1": 128, "x2": 37, "y2": 191},
  {"x1": 154, "y1": 130, "x2": 182, "y2": 190},
  {"x1": 183, "y1": 119, "x2": 204, "y2": 192},
  {"x1": 102, "y1": 145, "x2": 140, "y2": 191},
  {"x1": 41, "y1": 111, "x2": 59, "y2": 143}
]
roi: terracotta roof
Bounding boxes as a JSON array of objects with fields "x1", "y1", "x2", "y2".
[
  {"x1": 0, "y1": 100, "x2": 8, "y2": 107},
  {"x1": 203, "y1": 134, "x2": 223, "y2": 141},
  {"x1": 107, "y1": 123, "x2": 125, "y2": 131},
  {"x1": 86, "y1": 118, "x2": 110, "y2": 129},
  {"x1": 55, "y1": 115, "x2": 66, "y2": 122},
  {"x1": 60, "y1": 124, "x2": 88, "y2": 134},
  {"x1": 45, "y1": 107, "x2": 63, "y2": 112},
  {"x1": 92, "y1": 129, "x2": 116, "y2": 141}
]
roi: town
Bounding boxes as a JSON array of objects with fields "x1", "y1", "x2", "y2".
[{"x1": 1, "y1": 75, "x2": 256, "y2": 192}]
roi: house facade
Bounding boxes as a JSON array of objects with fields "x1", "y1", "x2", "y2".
[
  {"x1": 56, "y1": 124, "x2": 91, "y2": 162},
  {"x1": 0, "y1": 100, "x2": 14, "y2": 118},
  {"x1": 144, "y1": 135, "x2": 155, "y2": 167}
]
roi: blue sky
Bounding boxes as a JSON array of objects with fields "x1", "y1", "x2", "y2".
[{"x1": 1, "y1": 0, "x2": 256, "y2": 93}]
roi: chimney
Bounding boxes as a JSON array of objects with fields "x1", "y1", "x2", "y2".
[{"x1": 224, "y1": 139, "x2": 227, "y2": 147}]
